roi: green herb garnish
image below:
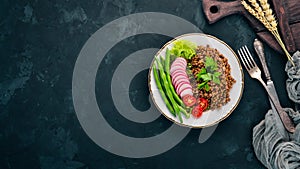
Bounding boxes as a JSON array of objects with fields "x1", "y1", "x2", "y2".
[
  {"x1": 170, "y1": 40, "x2": 196, "y2": 59},
  {"x1": 197, "y1": 56, "x2": 221, "y2": 91},
  {"x1": 205, "y1": 56, "x2": 218, "y2": 71}
]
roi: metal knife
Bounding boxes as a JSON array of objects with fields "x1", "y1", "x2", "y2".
[{"x1": 254, "y1": 39, "x2": 295, "y2": 134}]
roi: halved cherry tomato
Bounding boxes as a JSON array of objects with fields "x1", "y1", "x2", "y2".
[
  {"x1": 192, "y1": 105, "x2": 203, "y2": 118},
  {"x1": 182, "y1": 94, "x2": 196, "y2": 107},
  {"x1": 197, "y1": 98, "x2": 208, "y2": 111}
]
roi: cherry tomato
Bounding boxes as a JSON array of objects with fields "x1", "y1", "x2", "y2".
[
  {"x1": 182, "y1": 94, "x2": 196, "y2": 107},
  {"x1": 197, "y1": 98, "x2": 208, "y2": 111},
  {"x1": 192, "y1": 105, "x2": 203, "y2": 118}
]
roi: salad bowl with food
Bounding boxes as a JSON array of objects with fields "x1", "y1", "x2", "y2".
[{"x1": 148, "y1": 33, "x2": 244, "y2": 128}]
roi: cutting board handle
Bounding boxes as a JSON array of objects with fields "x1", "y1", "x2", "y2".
[{"x1": 202, "y1": 0, "x2": 245, "y2": 24}]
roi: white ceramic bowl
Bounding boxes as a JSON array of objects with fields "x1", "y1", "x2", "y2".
[{"x1": 148, "y1": 33, "x2": 244, "y2": 128}]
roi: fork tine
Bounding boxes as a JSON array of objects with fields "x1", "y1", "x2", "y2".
[
  {"x1": 237, "y1": 48, "x2": 250, "y2": 71},
  {"x1": 242, "y1": 46, "x2": 255, "y2": 69},
  {"x1": 241, "y1": 46, "x2": 254, "y2": 69},
  {"x1": 244, "y1": 46, "x2": 257, "y2": 68}
]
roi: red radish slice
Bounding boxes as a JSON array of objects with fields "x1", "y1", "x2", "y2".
[
  {"x1": 174, "y1": 79, "x2": 190, "y2": 88},
  {"x1": 176, "y1": 81, "x2": 191, "y2": 89},
  {"x1": 170, "y1": 66, "x2": 186, "y2": 73},
  {"x1": 175, "y1": 82, "x2": 187, "y2": 93},
  {"x1": 172, "y1": 76, "x2": 188, "y2": 85},
  {"x1": 171, "y1": 70, "x2": 187, "y2": 78},
  {"x1": 171, "y1": 60, "x2": 186, "y2": 67},
  {"x1": 172, "y1": 61, "x2": 186, "y2": 69},
  {"x1": 171, "y1": 72, "x2": 188, "y2": 79},
  {"x1": 172, "y1": 76, "x2": 188, "y2": 83},
  {"x1": 171, "y1": 61, "x2": 186, "y2": 67},
  {"x1": 180, "y1": 89, "x2": 193, "y2": 98},
  {"x1": 172, "y1": 72, "x2": 189, "y2": 79},
  {"x1": 176, "y1": 60, "x2": 187, "y2": 66},
  {"x1": 178, "y1": 84, "x2": 192, "y2": 93},
  {"x1": 171, "y1": 66, "x2": 185, "y2": 73},
  {"x1": 172, "y1": 76, "x2": 188, "y2": 86},
  {"x1": 175, "y1": 58, "x2": 187, "y2": 65},
  {"x1": 171, "y1": 70, "x2": 188, "y2": 77},
  {"x1": 179, "y1": 88, "x2": 193, "y2": 97},
  {"x1": 171, "y1": 58, "x2": 187, "y2": 67},
  {"x1": 175, "y1": 81, "x2": 190, "y2": 91},
  {"x1": 172, "y1": 75, "x2": 187, "y2": 83},
  {"x1": 172, "y1": 74, "x2": 190, "y2": 85},
  {"x1": 174, "y1": 77, "x2": 189, "y2": 85},
  {"x1": 171, "y1": 61, "x2": 186, "y2": 66},
  {"x1": 176, "y1": 83, "x2": 192, "y2": 94},
  {"x1": 170, "y1": 62, "x2": 186, "y2": 69},
  {"x1": 170, "y1": 66, "x2": 186, "y2": 74},
  {"x1": 176, "y1": 57, "x2": 187, "y2": 63},
  {"x1": 170, "y1": 57, "x2": 192, "y2": 96},
  {"x1": 172, "y1": 60, "x2": 186, "y2": 66},
  {"x1": 172, "y1": 75, "x2": 188, "y2": 85}
]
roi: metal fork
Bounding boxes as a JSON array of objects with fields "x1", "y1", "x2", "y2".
[{"x1": 237, "y1": 46, "x2": 295, "y2": 133}]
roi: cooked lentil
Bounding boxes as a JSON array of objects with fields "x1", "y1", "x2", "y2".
[{"x1": 188, "y1": 45, "x2": 236, "y2": 110}]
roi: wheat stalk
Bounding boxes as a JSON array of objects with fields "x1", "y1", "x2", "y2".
[{"x1": 241, "y1": 0, "x2": 294, "y2": 66}]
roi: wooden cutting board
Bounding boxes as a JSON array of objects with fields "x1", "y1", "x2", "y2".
[{"x1": 202, "y1": 0, "x2": 300, "y2": 53}]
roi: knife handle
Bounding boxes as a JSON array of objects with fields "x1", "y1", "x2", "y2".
[
  {"x1": 259, "y1": 79, "x2": 296, "y2": 133},
  {"x1": 254, "y1": 39, "x2": 271, "y2": 80}
]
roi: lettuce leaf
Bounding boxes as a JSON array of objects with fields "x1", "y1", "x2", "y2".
[{"x1": 170, "y1": 40, "x2": 196, "y2": 59}]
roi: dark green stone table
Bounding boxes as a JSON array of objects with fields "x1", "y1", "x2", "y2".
[{"x1": 0, "y1": 0, "x2": 293, "y2": 168}]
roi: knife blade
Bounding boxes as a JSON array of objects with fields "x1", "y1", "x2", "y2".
[{"x1": 254, "y1": 39, "x2": 295, "y2": 134}]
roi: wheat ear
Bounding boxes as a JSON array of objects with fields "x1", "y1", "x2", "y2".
[{"x1": 241, "y1": 0, "x2": 294, "y2": 66}]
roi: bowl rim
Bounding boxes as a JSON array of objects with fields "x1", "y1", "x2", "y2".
[{"x1": 148, "y1": 33, "x2": 244, "y2": 128}]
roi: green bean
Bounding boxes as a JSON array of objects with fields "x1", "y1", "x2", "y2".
[
  {"x1": 165, "y1": 48, "x2": 171, "y2": 73},
  {"x1": 156, "y1": 57, "x2": 183, "y2": 123},
  {"x1": 179, "y1": 105, "x2": 190, "y2": 118},
  {"x1": 159, "y1": 56, "x2": 165, "y2": 68},
  {"x1": 176, "y1": 108, "x2": 183, "y2": 123},
  {"x1": 153, "y1": 64, "x2": 176, "y2": 116},
  {"x1": 164, "y1": 48, "x2": 184, "y2": 106}
]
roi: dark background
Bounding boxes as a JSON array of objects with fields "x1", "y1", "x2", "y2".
[{"x1": 0, "y1": 0, "x2": 293, "y2": 169}]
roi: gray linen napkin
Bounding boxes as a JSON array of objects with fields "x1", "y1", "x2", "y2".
[
  {"x1": 286, "y1": 51, "x2": 300, "y2": 112},
  {"x1": 252, "y1": 52, "x2": 300, "y2": 169}
]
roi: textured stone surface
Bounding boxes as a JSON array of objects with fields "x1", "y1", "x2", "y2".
[{"x1": 0, "y1": 0, "x2": 293, "y2": 169}]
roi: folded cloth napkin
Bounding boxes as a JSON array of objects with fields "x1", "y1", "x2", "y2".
[
  {"x1": 285, "y1": 51, "x2": 300, "y2": 104},
  {"x1": 252, "y1": 52, "x2": 300, "y2": 169},
  {"x1": 253, "y1": 109, "x2": 300, "y2": 169}
]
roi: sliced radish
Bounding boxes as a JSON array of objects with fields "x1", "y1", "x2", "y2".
[
  {"x1": 175, "y1": 60, "x2": 187, "y2": 67},
  {"x1": 172, "y1": 61, "x2": 186, "y2": 69},
  {"x1": 170, "y1": 57, "x2": 192, "y2": 96},
  {"x1": 172, "y1": 76, "x2": 188, "y2": 86},
  {"x1": 171, "y1": 70, "x2": 187, "y2": 78},
  {"x1": 170, "y1": 62, "x2": 186, "y2": 69},
  {"x1": 172, "y1": 75, "x2": 188, "y2": 84},
  {"x1": 171, "y1": 60, "x2": 186, "y2": 67},
  {"x1": 171, "y1": 75, "x2": 187, "y2": 83},
  {"x1": 178, "y1": 84, "x2": 192, "y2": 93},
  {"x1": 170, "y1": 65, "x2": 186, "y2": 74},
  {"x1": 176, "y1": 57, "x2": 187, "y2": 64},
  {"x1": 172, "y1": 73, "x2": 189, "y2": 83},
  {"x1": 171, "y1": 58, "x2": 186, "y2": 67},
  {"x1": 171, "y1": 71, "x2": 188, "y2": 79},
  {"x1": 180, "y1": 89, "x2": 193, "y2": 98},
  {"x1": 171, "y1": 61, "x2": 186, "y2": 66},
  {"x1": 175, "y1": 81, "x2": 190, "y2": 91},
  {"x1": 174, "y1": 79, "x2": 190, "y2": 88},
  {"x1": 171, "y1": 72, "x2": 187, "y2": 78},
  {"x1": 172, "y1": 75, "x2": 188, "y2": 85},
  {"x1": 176, "y1": 83, "x2": 192, "y2": 94},
  {"x1": 179, "y1": 87, "x2": 193, "y2": 97}
]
